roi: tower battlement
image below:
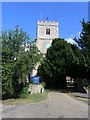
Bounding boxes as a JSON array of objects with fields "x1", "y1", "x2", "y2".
[{"x1": 37, "y1": 20, "x2": 59, "y2": 26}]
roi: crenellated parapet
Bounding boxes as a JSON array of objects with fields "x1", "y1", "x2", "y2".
[{"x1": 37, "y1": 20, "x2": 59, "y2": 26}]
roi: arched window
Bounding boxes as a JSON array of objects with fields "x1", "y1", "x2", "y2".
[{"x1": 46, "y1": 28, "x2": 50, "y2": 35}]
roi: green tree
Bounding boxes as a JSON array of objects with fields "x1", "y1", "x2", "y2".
[
  {"x1": 12, "y1": 44, "x2": 42, "y2": 98},
  {"x1": 38, "y1": 38, "x2": 86, "y2": 89},
  {"x1": 74, "y1": 20, "x2": 90, "y2": 82},
  {"x1": 66, "y1": 44, "x2": 87, "y2": 79},
  {"x1": 38, "y1": 39, "x2": 73, "y2": 88},
  {"x1": 74, "y1": 19, "x2": 90, "y2": 50},
  {"x1": 2, "y1": 26, "x2": 27, "y2": 98},
  {"x1": 2, "y1": 26, "x2": 42, "y2": 99}
]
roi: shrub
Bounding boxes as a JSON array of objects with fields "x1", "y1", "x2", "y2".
[
  {"x1": 19, "y1": 87, "x2": 29, "y2": 99},
  {"x1": 41, "y1": 82, "x2": 46, "y2": 88}
]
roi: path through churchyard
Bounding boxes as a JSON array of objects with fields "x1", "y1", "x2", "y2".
[{"x1": 2, "y1": 91, "x2": 88, "y2": 118}]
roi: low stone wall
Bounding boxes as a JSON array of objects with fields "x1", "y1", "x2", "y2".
[{"x1": 28, "y1": 84, "x2": 44, "y2": 94}]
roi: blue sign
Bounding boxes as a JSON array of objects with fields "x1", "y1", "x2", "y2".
[{"x1": 30, "y1": 76, "x2": 40, "y2": 84}]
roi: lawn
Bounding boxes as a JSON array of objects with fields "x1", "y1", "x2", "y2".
[{"x1": 2, "y1": 91, "x2": 48, "y2": 105}]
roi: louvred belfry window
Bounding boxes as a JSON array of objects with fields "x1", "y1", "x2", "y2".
[{"x1": 46, "y1": 28, "x2": 50, "y2": 35}]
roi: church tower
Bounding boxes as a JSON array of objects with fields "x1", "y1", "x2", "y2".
[{"x1": 36, "y1": 20, "x2": 59, "y2": 54}]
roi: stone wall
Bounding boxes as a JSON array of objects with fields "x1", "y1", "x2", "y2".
[
  {"x1": 28, "y1": 84, "x2": 44, "y2": 94},
  {"x1": 36, "y1": 39, "x2": 52, "y2": 54}
]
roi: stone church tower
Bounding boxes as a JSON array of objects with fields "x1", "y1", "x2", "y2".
[
  {"x1": 36, "y1": 20, "x2": 59, "y2": 54},
  {"x1": 30, "y1": 20, "x2": 59, "y2": 77}
]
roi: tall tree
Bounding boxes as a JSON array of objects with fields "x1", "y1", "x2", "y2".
[
  {"x1": 38, "y1": 38, "x2": 86, "y2": 89},
  {"x1": 38, "y1": 39, "x2": 73, "y2": 88},
  {"x1": 2, "y1": 26, "x2": 42, "y2": 99},
  {"x1": 74, "y1": 19, "x2": 90, "y2": 50},
  {"x1": 74, "y1": 20, "x2": 90, "y2": 81}
]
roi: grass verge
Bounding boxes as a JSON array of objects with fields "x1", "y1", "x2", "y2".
[{"x1": 2, "y1": 91, "x2": 48, "y2": 105}]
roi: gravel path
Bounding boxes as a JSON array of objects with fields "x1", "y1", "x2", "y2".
[{"x1": 2, "y1": 91, "x2": 88, "y2": 118}]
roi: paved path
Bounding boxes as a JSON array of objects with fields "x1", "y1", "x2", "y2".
[
  {"x1": 68, "y1": 92, "x2": 89, "y2": 104},
  {"x1": 70, "y1": 92, "x2": 90, "y2": 99},
  {"x1": 2, "y1": 91, "x2": 88, "y2": 118}
]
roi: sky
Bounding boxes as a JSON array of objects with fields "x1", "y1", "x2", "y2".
[{"x1": 2, "y1": 2, "x2": 88, "y2": 43}]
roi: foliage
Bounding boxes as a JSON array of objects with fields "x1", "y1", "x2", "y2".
[
  {"x1": 38, "y1": 38, "x2": 87, "y2": 88},
  {"x1": 41, "y1": 82, "x2": 46, "y2": 88},
  {"x1": 66, "y1": 44, "x2": 87, "y2": 79},
  {"x1": 2, "y1": 26, "x2": 42, "y2": 99},
  {"x1": 87, "y1": 85, "x2": 90, "y2": 89},
  {"x1": 19, "y1": 86, "x2": 29, "y2": 99},
  {"x1": 74, "y1": 19, "x2": 90, "y2": 81},
  {"x1": 74, "y1": 19, "x2": 90, "y2": 50},
  {"x1": 38, "y1": 39, "x2": 71, "y2": 88}
]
